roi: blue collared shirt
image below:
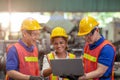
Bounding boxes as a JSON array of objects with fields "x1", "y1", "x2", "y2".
[{"x1": 89, "y1": 35, "x2": 115, "y2": 80}]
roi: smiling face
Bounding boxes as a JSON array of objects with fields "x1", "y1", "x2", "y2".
[
  {"x1": 52, "y1": 37, "x2": 68, "y2": 54},
  {"x1": 22, "y1": 30, "x2": 40, "y2": 46}
]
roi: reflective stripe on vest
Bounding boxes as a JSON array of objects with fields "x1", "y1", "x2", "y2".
[
  {"x1": 25, "y1": 57, "x2": 38, "y2": 62},
  {"x1": 47, "y1": 52, "x2": 76, "y2": 80},
  {"x1": 84, "y1": 53, "x2": 97, "y2": 62}
]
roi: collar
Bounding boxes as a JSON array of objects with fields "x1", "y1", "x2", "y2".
[
  {"x1": 19, "y1": 39, "x2": 34, "y2": 52},
  {"x1": 53, "y1": 51, "x2": 69, "y2": 59},
  {"x1": 89, "y1": 35, "x2": 105, "y2": 50}
]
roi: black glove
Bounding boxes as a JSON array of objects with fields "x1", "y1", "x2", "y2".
[
  {"x1": 60, "y1": 74, "x2": 78, "y2": 80},
  {"x1": 29, "y1": 76, "x2": 42, "y2": 80},
  {"x1": 60, "y1": 74, "x2": 68, "y2": 78},
  {"x1": 67, "y1": 75, "x2": 79, "y2": 80}
]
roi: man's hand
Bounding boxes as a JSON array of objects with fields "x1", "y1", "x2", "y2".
[{"x1": 29, "y1": 76, "x2": 42, "y2": 80}]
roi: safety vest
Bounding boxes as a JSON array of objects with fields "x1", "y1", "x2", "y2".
[
  {"x1": 47, "y1": 52, "x2": 76, "y2": 80},
  {"x1": 83, "y1": 40, "x2": 116, "y2": 80},
  {"x1": 6, "y1": 43, "x2": 40, "y2": 80}
]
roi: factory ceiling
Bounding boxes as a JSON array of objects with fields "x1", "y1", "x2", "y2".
[{"x1": 0, "y1": 0, "x2": 120, "y2": 12}]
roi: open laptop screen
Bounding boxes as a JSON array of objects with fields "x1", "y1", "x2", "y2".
[{"x1": 50, "y1": 58, "x2": 84, "y2": 76}]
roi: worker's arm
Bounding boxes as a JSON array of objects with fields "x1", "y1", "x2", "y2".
[
  {"x1": 43, "y1": 67, "x2": 52, "y2": 77},
  {"x1": 78, "y1": 63, "x2": 108, "y2": 79},
  {"x1": 41, "y1": 55, "x2": 52, "y2": 77},
  {"x1": 6, "y1": 46, "x2": 42, "y2": 80},
  {"x1": 79, "y1": 45, "x2": 115, "y2": 80},
  {"x1": 7, "y1": 70, "x2": 42, "y2": 80},
  {"x1": 7, "y1": 70, "x2": 30, "y2": 80},
  {"x1": 6, "y1": 46, "x2": 29, "y2": 80}
]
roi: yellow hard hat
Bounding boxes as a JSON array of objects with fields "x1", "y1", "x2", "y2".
[
  {"x1": 50, "y1": 27, "x2": 68, "y2": 39},
  {"x1": 78, "y1": 16, "x2": 99, "y2": 36},
  {"x1": 21, "y1": 17, "x2": 42, "y2": 30}
]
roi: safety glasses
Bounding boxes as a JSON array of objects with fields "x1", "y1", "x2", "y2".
[
  {"x1": 85, "y1": 28, "x2": 97, "y2": 37},
  {"x1": 26, "y1": 30, "x2": 40, "y2": 38}
]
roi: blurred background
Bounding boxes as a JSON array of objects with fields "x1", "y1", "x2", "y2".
[{"x1": 0, "y1": 0, "x2": 120, "y2": 79}]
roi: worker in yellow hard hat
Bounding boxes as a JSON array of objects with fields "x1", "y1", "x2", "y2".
[
  {"x1": 41, "y1": 27, "x2": 76, "y2": 80},
  {"x1": 77, "y1": 16, "x2": 116, "y2": 80},
  {"x1": 6, "y1": 17, "x2": 42, "y2": 80}
]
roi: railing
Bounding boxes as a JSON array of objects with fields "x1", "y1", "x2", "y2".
[{"x1": 0, "y1": 40, "x2": 18, "y2": 56}]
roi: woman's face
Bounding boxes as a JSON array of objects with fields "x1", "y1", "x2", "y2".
[{"x1": 52, "y1": 37, "x2": 67, "y2": 53}]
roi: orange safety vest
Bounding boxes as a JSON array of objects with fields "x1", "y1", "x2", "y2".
[
  {"x1": 6, "y1": 43, "x2": 40, "y2": 80},
  {"x1": 47, "y1": 52, "x2": 76, "y2": 80},
  {"x1": 83, "y1": 40, "x2": 116, "y2": 80}
]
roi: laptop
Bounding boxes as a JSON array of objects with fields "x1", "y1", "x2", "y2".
[{"x1": 50, "y1": 58, "x2": 84, "y2": 76}]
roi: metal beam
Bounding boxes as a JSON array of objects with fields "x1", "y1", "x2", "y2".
[{"x1": 0, "y1": 0, "x2": 120, "y2": 12}]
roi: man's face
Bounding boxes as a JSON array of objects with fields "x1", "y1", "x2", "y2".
[
  {"x1": 83, "y1": 28, "x2": 98, "y2": 44},
  {"x1": 23, "y1": 30, "x2": 40, "y2": 46}
]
